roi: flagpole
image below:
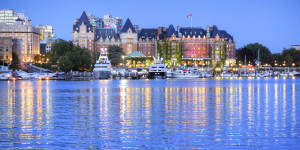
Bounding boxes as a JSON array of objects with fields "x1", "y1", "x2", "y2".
[{"x1": 191, "y1": 16, "x2": 192, "y2": 29}]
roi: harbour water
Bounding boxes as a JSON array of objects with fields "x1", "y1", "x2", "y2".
[{"x1": 0, "y1": 79, "x2": 299, "y2": 149}]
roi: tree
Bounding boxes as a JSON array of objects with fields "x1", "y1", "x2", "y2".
[
  {"x1": 236, "y1": 43, "x2": 272, "y2": 65},
  {"x1": 108, "y1": 45, "x2": 125, "y2": 66},
  {"x1": 58, "y1": 56, "x2": 72, "y2": 72},
  {"x1": 281, "y1": 48, "x2": 300, "y2": 66},
  {"x1": 47, "y1": 39, "x2": 92, "y2": 71}
]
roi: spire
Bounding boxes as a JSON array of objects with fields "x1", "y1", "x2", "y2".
[
  {"x1": 167, "y1": 24, "x2": 176, "y2": 37},
  {"x1": 120, "y1": 18, "x2": 136, "y2": 33}
]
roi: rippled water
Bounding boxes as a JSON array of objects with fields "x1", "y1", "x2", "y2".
[{"x1": 0, "y1": 79, "x2": 300, "y2": 149}]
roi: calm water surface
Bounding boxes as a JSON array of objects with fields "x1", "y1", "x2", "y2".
[{"x1": 0, "y1": 79, "x2": 300, "y2": 149}]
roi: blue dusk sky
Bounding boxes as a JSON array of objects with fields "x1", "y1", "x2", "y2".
[{"x1": 1, "y1": 0, "x2": 300, "y2": 53}]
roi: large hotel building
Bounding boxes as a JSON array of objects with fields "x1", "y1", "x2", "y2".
[
  {"x1": 72, "y1": 11, "x2": 236, "y2": 66},
  {"x1": 0, "y1": 9, "x2": 40, "y2": 63}
]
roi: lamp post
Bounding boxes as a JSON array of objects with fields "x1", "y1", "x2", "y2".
[{"x1": 122, "y1": 55, "x2": 125, "y2": 68}]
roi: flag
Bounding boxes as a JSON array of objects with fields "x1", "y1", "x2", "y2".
[{"x1": 187, "y1": 14, "x2": 192, "y2": 18}]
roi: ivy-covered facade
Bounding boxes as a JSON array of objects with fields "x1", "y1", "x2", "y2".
[{"x1": 156, "y1": 25, "x2": 235, "y2": 67}]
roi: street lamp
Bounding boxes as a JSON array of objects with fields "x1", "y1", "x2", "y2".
[
  {"x1": 122, "y1": 55, "x2": 125, "y2": 68},
  {"x1": 292, "y1": 63, "x2": 295, "y2": 67}
]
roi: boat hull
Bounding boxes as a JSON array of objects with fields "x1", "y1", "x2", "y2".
[
  {"x1": 94, "y1": 71, "x2": 111, "y2": 79},
  {"x1": 148, "y1": 72, "x2": 166, "y2": 79}
]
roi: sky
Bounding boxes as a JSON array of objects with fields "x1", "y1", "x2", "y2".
[{"x1": 1, "y1": 0, "x2": 300, "y2": 53}]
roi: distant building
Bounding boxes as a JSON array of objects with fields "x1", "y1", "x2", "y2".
[
  {"x1": 0, "y1": 9, "x2": 40, "y2": 63},
  {"x1": 119, "y1": 19, "x2": 138, "y2": 55},
  {"x1": 72, "y1": 11, "x2": 95, "y2": 51},
  {"x1": 35, "y1": 25, "x2": 56, "y2": 41},
  {"x1": 156, "y1": 25, "x2": 235, "y2": 66},
  {"x1": 0, "y1": 9, "x2": 29, "y2": 25},
  {"x1": 138, "y1": 28, "x2": 157, "y2": 57},
  {"x1": 0, "y1": 37, "x2": 22, "y2": 64},
  {"x1": 0, "y1": 37, "x2": 13, "y2": 64},
  {"x1": 95, "y1": 29, "x2": 120, "y2": 54},
  {"x1": 72, "y1": 11, "x2": 236, "y2": 66},
  {"x1": 291, "y1": 45, "x2": 300, "y2": 50},
  {"x1": 102, "y1": 14, "x2": 122, "y2": 29}
]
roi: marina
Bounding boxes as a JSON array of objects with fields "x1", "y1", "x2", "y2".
[{"x1": 0, "y1": 78, "x2": 299, "y2": 149}]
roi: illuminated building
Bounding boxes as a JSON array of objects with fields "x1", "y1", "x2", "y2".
[
  {"x1": 137, "y1": 28, "x2": 157, "y2": 57},
  {"x1": 72, "y1": 11, "x2": 95, "y2": 51},
  {"x1": 35, "y1": 25, "x2": 55, "y2": 41},
  {"x1": 157, "y1": 25, "x2": 235, "y2": 66},
  {"x1": 72, "y1": 12, "x2": 135, "y2": 54},
  {"x1": 0, "y1": 23, "x2": 40, "y2": 63},
  {"x1": 72, "y1": 11, "x2": 236, "y2": 66},
  {"x1": 0, "y1": 9, "x2": 40, "y2": 63},
  {"x1": 0, "y1": 37, "x2": 13, "y2": 64},
  {"x1": 119, "y1": 18, "x2": 138, "y2": 55},
  {"x1": 0, "y1": 9, "x2": 29, "y2": 25},
  {"x1": 0, "y1": 37, "x2": 22, "y2": 64}
]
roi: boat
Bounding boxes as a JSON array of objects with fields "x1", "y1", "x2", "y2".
[
  {"x1": 221, "y1": 72, "x2": 232, "y2": 78},
  {"x1": 166, "y1": 68, "x2": 174, "y2": 78},
  {"x1": 93, "y1": 54, "x2": 111, "y2": 79},
  {"x1": 148, "y1": 57, "x2": 167, "y2": 79},
  {"x1": 0, "y1": 66, "x2": 12, "y2": 80},
  {"x1": 173, "y1": 67, "x2": 200, "y2": 78},
  {"x1": 200, "y1": 72, "x2": 213, "y2": 78},
  {"x1": 279, "y1": 72, "x2": 288, "y2": 78}
]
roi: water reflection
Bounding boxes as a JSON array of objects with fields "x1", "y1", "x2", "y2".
[{"x1": 0, "y1": 79, "x2": 299, "y2": 149}]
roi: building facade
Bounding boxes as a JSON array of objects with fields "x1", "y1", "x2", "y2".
[
  {"x1": 72, "y1": 11, "x2": 236, "y2": 66},
  {"x1": 156, "y1": 25, "x2": 235, "y2": 66},
  {"x1": 0, "y1": 37, "x2": 13, "y2": 64},
  {"x1": 0, "y1": 37, "x2": 22, "y2": 64},
  {"x1": 137, "y1": 29, "x2": 157, "y2": 57},
  {"x1": 0, "y1": 24, "x2": 40, "y2": 62},
  {"x1": 0, "y1": 9, "x2": 40, "y2": 63},
  {"x1": 0, "y1": 9, "x2": 29, "y2": 25},
  {"x1": 35, "y1": 25, "x2": 56, "y2": 41},
  {"x1": 73, "y1": 12, "x2": 137, "y2": 55}
]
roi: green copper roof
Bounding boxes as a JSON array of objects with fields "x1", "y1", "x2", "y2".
[{"x1": 127, "y1": 51, "x2": 146, "y2": 58}]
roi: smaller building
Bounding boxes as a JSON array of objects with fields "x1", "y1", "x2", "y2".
[
  {"x1": 35, "y1": 25, "x2": 56, "y2": 41},
  {"x1": 0, "y1": 37, "x2": 13, "y2": 64},
  {"x1": 0, "y1": 37, "x2": 22, "y2": 64},
  {"x1": 291, "y1": 45, "x2": 300, "y2": 50},
  {"x1": 138, "y1": 28, "x2": 157, "y2": 57},
  {"x1": 0, "y1": 9, "x2": 29, "y2": 25},
  {"x1": 119, "y1": 18, "x2": 138, "y2": 55}
]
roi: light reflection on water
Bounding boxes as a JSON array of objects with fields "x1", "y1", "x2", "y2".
[{"x1": 0, "y1": 79, "x2": 299, "y2": 149}]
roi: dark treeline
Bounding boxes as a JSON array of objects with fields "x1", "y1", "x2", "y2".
[{"x1": 236, "y1": 43, "x2": 300, "y2": 67}]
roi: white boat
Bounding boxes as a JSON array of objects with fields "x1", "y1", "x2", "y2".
[
  {"x1": 93, "y1": 54, "x2": 111, "y2": 79},
  {"x1": 166, "y1": 68, "x2": 174, "y2": 78},
  {"x1": 0, "y1": 73, "x2": 11, "y2": 80},
  {"x1": 148, "y1": 57, "x2": 167, "y2": 79},
  {"x1": 0, "y1": 66, "x2": 12, "y2": 80},
  {"x1": 173, "y1": 68, "x2": 200, "y2": 78},
  {"x1": 199, "y1": 72, "x2": 213, "y2": 78},
  {"x1": 221, "y1": 72, "x2": 232, "y2": 78},
  {"x1": 279, "y1": 72, "x2": 288, "y2": 77}
]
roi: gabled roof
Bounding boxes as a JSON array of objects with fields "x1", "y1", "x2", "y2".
[
  {"x1": 120, "y1": 18, "x2": 136, "y2": 33},
  {"x1": 167, "y1": 24, "x2": 176, "y2": 37},
  {"x1": 138, "y1": 28, "x2": 157, "y2": 40},
  {"x1": 95, "y1": 28, "x2": 120, "y2": 41},
  {"x1": 180, "y1": 28, "x2": 206, "y2": 38},
  {"x1": 73, "y1": 11, "x2": 93, "y2": 32}
]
